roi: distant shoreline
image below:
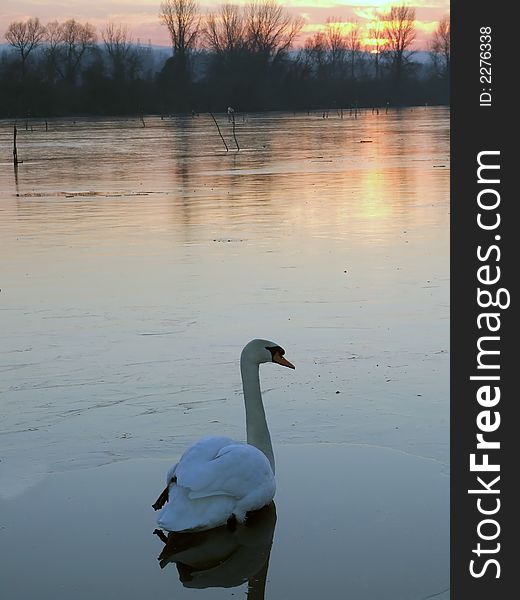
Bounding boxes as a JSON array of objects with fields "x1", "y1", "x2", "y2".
[{"x1": 1, "y1": 103, "x2": 450, "y2": 122}]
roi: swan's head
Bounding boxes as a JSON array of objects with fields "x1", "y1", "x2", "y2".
[{"x1": 241, "y1": 339, "x2": 295, "y2": 369}]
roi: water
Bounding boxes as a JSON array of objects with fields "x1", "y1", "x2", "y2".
[{"x1": 0, "y1": 109, "x2": 449, "y2": 599}]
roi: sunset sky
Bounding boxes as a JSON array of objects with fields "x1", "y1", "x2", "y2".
[{"x1": 0, "y1": 0, "x2": 450, "y2": 49}]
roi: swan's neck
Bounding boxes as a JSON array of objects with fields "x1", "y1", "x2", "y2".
[{"x1": 240, "y1": 359, "x2": 275, "y2": 474}]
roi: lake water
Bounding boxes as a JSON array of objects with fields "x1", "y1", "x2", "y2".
[{"x1": 0, "y1": 109, "x2": 449, "y2": 599}]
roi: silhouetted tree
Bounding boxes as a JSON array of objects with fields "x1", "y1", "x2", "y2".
[
  {"x1": 324, "y1": 19, "x2": 347, "y2": 79},
  {"x1": 430, "y1": 15, "x2": 450, "y2": 76},
  {"x1": 159, "y1": 0, "x2": 200, "y2": 107},
  {"x1": 43, "y1": 20, "x2": 64, "y2": 82},
  {"x1": 345, "y1": 21, "x2": 362, "y2": 81},
  {"x1": 160, "y1": 0, "x2": 200, "y2": 59},
  {"x1": 303, "y1": 31, "x2": 327, "y2": 77},
  {"x1": 383, "y1": 4, "x2": 416, "y2": 84},
  {"x1": 102, "y1": 23, "x2": 138, "y2": 80},
  {"x1": 201, "y1": 1, "x2": 302, "y2": 109},
  {"x1": 367, "y1": 15, "x2": 387, "y2": 80},
  {"x1": 244, "y1": 0, "x2": 303, "y2": 64},
  {"x1": 304, "y1": 18, "x2": 347, "y2": 83},
  {"x1": 5, "y1": 18, "x2": 45, "y2": 77},
  {"x1": 205, "y1": 4, "x2": 245, "y2": 57},
  {"x1": 60, "y1": 19, "x2": 97, "y2": 83}
]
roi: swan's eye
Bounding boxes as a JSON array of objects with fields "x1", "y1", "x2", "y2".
[{"x1": 266, "y1": 346, "x2": 285, "y2": 360}]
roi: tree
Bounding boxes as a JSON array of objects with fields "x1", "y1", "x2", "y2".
[
  {"x1": 60, "y1": 19, "x2": 97, "y2": 83},
  {"x1": 203, "y1": 3, "x2": 248, "y2": 106},
  {"x1": 345, "y1": 21, "x2": 362, "y2": 81},
  {"x1": 201, "y1": 1, "x2": 303, "y2": 109},
  {"x1": 102, "y1": 23, "x2": 138, "y2": 80},
  {"x1": 324, "y1": 18, "x2": 347, "y2": 79},
  {"x1": 205, "y1": 3, "x2": 245, "y2": 57},
  {"x1": 41, "y1": 19, "x2": 97, "y2": 84},
  {"x1": 159, "y1": 0, "x2": 200, "y2": 108},
  {"x1": 244, "y1": 0, "x2": 303, "y2": 63},
  {"x1": 5, "y1": 18, "x2": 46, "y2": 76},
  {"x1": 160, "y1": 0, "x2": 200, "y2": 58},
  {"x1": 44, "y1": 21, "x2": 62, "y2": 51},
  {"x1": 303, "y1": 31, "x2": 327, "y2": 76},
  {"x1": 383, "y1": 4, "x2": 416, "y2": 82},
  {"x1": 43, "y1": 20, "x2": 64, "y2": 82},
  {"x1": 430, "y1": 15, "x2": 450, "y2": 76},
  {"x1": 367, "y1": 15, "x2": 387, "y2": 80}
]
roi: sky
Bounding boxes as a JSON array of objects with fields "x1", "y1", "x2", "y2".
[{"x1": 0, "y1": 0, "x2": 450, "y2": 49}]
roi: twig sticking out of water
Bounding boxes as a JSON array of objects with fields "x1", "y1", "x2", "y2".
[
  {"x1": 13, "y1": 125, "x2": 20, "y2": 166},
  {"x1": 231, "y1": 113, "x2": 240, "y2": 151},
  {"x1": 210, "y1": 112, "x2": 228, "y2": 152}
]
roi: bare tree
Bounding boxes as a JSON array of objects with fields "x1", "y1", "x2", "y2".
[
  {"x1": 305, "y1": 18, "x2": 362, "y2": 81},
  {"x1": 345, "y1": 21, "x2": 362, "y2": 81},
  {"x1": 60, "y1": 19, "x2": 97, "y2": 82},
  {"x1": 102, "y1": 23, "x2": 138, "y2": 79},
  {"x1": 383, "y1": 4, "x2": 416, "y2": 82},
  {"x1": 303, "y1": 31, "x2": 327, "y2": 76},
  {"x1": 430, "y1": 15, "x2": 450, "y2": 75},
  {"x1": 44, "y1": 21, "x2": 62, "y2": 51},
  {"x1": 367, "y1": 15, "x2": 387, "y2": 80},
  {"x1": 305, "y1": 19, "x2": 362, "y2": 81},
  {"x1": 5, "y1": 18, "x2": 46, "y2": 76},
  {"x1": 324, "y1": 18, "x2": 346, "y2": 78},
  {"x1": 160, "y1": 0, "x2": 200, "y2": 58},
  {"x1": 42, "y1": 19, "x2": 96, "y2": 82},
  {"x1": 244, "y1": 0, "x2": 303, "y2": 62},
  {"x1": 205, "y1": 4, "x2": 246, "y2": 56},
  {"x1": 43, "y1": 21, "x2": 64, "y2": 81}
]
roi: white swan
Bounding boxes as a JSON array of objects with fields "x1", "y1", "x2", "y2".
[{"x1": 153, "y1": 339, "x2": 294, "y2": 532}]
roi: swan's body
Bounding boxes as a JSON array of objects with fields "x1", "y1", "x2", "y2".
[
  {"x1": 154, "y1": 339, "x2": 294, "y2": 532},
  {"x1": 156, "y1": 436, "x2": 275, "y2": 531}
]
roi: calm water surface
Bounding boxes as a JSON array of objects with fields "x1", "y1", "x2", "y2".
[{"x1": 0, "y1": 109, "x2": 449, "y2": 599}]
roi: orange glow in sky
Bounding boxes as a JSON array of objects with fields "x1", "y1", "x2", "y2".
[{"x1": 0, "y1": 1, "x2": 450, "y2": 49}]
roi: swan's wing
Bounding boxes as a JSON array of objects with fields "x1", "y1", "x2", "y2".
[
  {"x1": 172, "y1": 436, "x2": 235, "y2": 493},
  {"x1": 176, "y1": 437, "x2": 274, "y2": 501}
]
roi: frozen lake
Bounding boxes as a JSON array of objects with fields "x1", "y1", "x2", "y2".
[{"x1": 0, "y1": 109, "x2": 449, "y2": 599}]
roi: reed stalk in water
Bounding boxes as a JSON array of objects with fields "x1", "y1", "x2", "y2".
[{"x1": 210, "y1": 112, "x2": 228, "y2": 152}]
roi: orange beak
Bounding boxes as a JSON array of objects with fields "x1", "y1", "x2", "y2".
[{"x1": 273, "y1": 354, "x2": 295, "y2": 369}]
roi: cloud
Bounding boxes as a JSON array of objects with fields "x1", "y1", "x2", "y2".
[{"x1": 1, "y1": 0, "x2": 449, "y2": 48}]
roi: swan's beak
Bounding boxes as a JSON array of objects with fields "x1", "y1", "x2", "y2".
[{"x1": 273, "y1": 355, "x2": 295, "y2": 369}]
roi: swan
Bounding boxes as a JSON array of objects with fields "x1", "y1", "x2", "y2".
[{"x1": 153, "y1": 339, "x2": 294, "y2": 532}]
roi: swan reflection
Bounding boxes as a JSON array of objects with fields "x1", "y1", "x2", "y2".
[{"x1": 154, "y1": 502, "x2": 276, "y2": 597}]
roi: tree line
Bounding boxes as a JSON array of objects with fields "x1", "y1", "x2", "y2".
[{"x1": 0, "y1": 1, "x2": 450, "y2": 117}]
